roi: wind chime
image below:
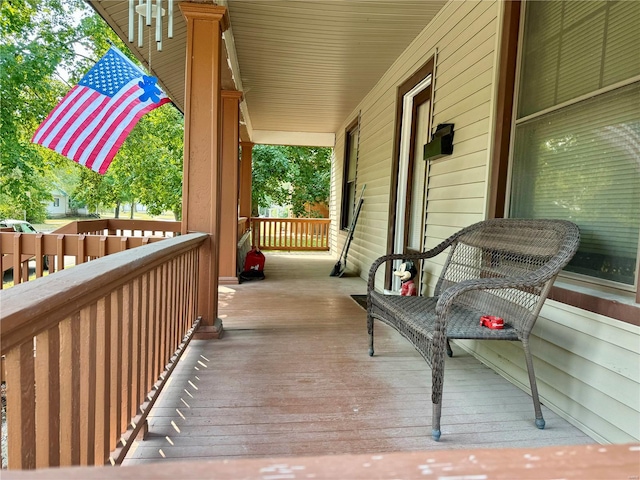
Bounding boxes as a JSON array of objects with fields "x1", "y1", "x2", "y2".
[{"x1": 128, "y1": 0, "x2": 174, "y2": 52}]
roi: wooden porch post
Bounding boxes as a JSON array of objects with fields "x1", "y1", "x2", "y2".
[
  {"x1": 239, "y1": 142, "x2": 254, "y2": 219},
  {"x1": 180, "y1": 3, "x2": 229, "y2": 337},
  {"x1": 219, "y1": 91, "x2": 243, "y2": 284}
]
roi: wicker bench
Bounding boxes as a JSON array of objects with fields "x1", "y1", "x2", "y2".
[{"x1": 366, "y1": 218, "x2": 580, "y2": 441}]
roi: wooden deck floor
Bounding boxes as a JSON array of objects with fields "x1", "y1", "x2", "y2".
[{"x1": 123, "y1": 252, "x2": 594, "y2": 465}]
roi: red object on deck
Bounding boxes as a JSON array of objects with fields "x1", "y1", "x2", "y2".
[
  {"x1": 480, "y1": 315, "x2": 504, "y2": 329},
  {"x1": 244, "y1": 247, "x2": 265, "y2": 273}
]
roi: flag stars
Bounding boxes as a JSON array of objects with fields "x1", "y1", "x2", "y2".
[{"x1": 79, "y1": 48, "x2": 142, "y2": 97}]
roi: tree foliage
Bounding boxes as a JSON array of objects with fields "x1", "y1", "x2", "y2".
[
  {"x1": 1, "y1": 0, "x2": 184, "y2": 221},
  {"x1": 71, "y1": 105, "x2": 183, "y2": 219},
  {"x1": 0, "y1": 0, "x2": 87, "y2": 221},
  {"x1": 251, "y1": 145, "x2": 331, "y2": 218}
]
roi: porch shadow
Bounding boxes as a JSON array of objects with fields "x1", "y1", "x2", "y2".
[{"x1": 124, "y1": 252, "x2": 593, "y2": 464}]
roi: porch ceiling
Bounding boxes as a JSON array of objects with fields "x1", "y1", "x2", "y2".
[{"x1": 87, "y1": 0, "x2": 447, "y2": 146}]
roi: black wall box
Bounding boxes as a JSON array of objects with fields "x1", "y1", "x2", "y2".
[{"x1": 423, "y1": 123, "x2": 454, "y2": 161}]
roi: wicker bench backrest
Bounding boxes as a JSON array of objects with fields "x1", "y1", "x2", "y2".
[{"x1": 434, "y1": 219, "x2": 580, "y2": 337}]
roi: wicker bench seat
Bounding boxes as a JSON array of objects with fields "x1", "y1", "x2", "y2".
[{"x1": 366, "y1": 218, "x2": 580, "y2": 441}]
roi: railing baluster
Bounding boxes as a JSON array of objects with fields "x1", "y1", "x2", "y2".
[
  {"x1": 95, "y1": 296, "x2": 111, "y2": 464},
  {"x1": 140, "y1": 273, "x2": 150, "y2": 403},
  {"x1": 56, "y1": 235, "x2": 65, "y2": 273},
  {"x1": 167, "y1": 260, "x2": 175, "y2": 355},
  {"x1": 121, "y1": 284, "x2": 132, "y2": 438},
  {"x1": 59, "y1": 314, "x2": 81, "y2": 466},
  {"x1": 79, "y1": 305, "x2": 97, "y2": 465},
  {"x1": 35, "y1": 325, "x2": 60, "y2": 468},
  {"x1": 13, "y1": 233, "x2": 22, "y2": 284},
  {"x1": 99, "y1": 236, "x2": 107, "y2": 258},
  {"x1": 131, "y1": 277, "x2": 142, "y2": 421},
  {"x1": 148, "y1": 270, "x2": 157, "y2": 392},
  {"x1": 171, "y1": 257, "x2": 179, "y2": 350},
  {"x1": 176, "y1": 255, "x2": 184, "y2": 335},
  {"x1": 157, "y1": 266, "x2": 165, "y2": 378},
  {"x1": 77, "y1": 234, "x2": 86, "y2": 265},
  {"x1": 6, "y1": 341, "x2": 36, "y2": 469},
  {"x1": 35, "y1": 233, "x2": 44, "y2": 278},
  {"x1": 110, "y1": 289, "x2": 123, "y2": 452}
]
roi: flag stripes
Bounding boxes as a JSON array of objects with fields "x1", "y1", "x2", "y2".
[{"x1": 31, "y1": 46, "x2": 170, "y2": 174}]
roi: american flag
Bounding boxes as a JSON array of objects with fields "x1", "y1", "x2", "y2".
[{"x1": 32, "y1": 46, "x2": 171, "y2": 174}]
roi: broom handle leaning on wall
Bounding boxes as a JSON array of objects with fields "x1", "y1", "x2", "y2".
[{"x1": 342, "y1": 185, "x2": 366, "y2": 267}]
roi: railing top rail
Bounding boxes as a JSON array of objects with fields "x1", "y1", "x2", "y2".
[
  {"x1": 52, "y1": 219, "x2": 182, "y2": 235},
  {"x1": 104, "y1": 219, "x2": 182, "y2": 232},
  {"x1": 0, "y1": 232, "x2": 208, "y2": 354},
  {"x1": 251, "y1": 217, "x2": 330, "y2": 222},
  {"x1": 52, "y1": 219, "x2": 109, "y2": 234}
]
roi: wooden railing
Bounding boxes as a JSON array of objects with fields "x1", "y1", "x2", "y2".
[
  {"x1": 251, "y1": 217, "x2": 330, "y2": 251},
  {"x1": 52, "y1": 219, "x2": 181, "y2": 237},
  {"x1": 0, "y1": 233, "x2": 208, "y2": 469},
  {"x1": 1, "y1": 220, "x2": 181, "y2": 288},
  {"x1": 0, "y1": 232, "x2": 167, "y2": 287}
]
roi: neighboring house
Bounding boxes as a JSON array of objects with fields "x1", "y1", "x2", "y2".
[
  {"x1": 45, "y1": 188, "x2": 70, "y2": 217},
  {"x1": 330, "y1": 1, "x2": 639, "y2": 444},
  {"x1": 45, "y1": 188, "x2": 88, "y2": 217}
]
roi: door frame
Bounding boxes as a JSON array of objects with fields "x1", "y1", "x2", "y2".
[{"x1": 385, "y1": 57, "x2": 435, "y2": 290}]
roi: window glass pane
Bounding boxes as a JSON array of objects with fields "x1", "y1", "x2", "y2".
[
  {"x1": 604, "y1": 2, "x2": 640, "y2": 85},
  {"x1": 556, "y1": 11, "x2": 605, "y2": 103},
  {"x1": 341, "y1": 124, "x2": 359, "y2": 229},
  {"x1": 347, "y1": 130, "x2": 358, "y2": 182},
  {"x1": 510, "y1": 82, "x2": 640, "y2": 285},
  {"x1": 518, "y1": 1, "x2": 640, "y2": 118}
]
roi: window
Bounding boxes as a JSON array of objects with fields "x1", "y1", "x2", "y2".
[
  {"x1": 53, "y1": 198, "x2": 60, "y2": 207},
  {"x1": 509, "y1": 1, "x2": 640, "y2": 290},
  {"x1": 340, "y1": 119, "x2": 359, "y2": 230}
]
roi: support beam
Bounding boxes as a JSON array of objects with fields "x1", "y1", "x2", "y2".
[
  {"x1": 219, "y1": 90, "x2": 243, "y2": 285},
  {"x1": 180, "y1": 2, "x2": 229, "y2": 337},
  {"x1": 239, "y1": 142, "x2": 254, "y2": 219}
]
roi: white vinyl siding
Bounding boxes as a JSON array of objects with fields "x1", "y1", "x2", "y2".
[
  {"x1": 330, "y1": 0, "x2": 639, "y2": 444},
  {"x1": 331, "y1": 0, "x2": 498, "y2": 281}
]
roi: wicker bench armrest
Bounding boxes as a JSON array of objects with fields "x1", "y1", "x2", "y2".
[{"x1": 367, "y1": 240, "x2": 454, "y2": 292}]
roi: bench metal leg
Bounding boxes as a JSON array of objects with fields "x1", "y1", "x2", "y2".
[
  {"x1": 522, "y1": 339, "x2": 545, "y2": 429},
  {"x1": 432, "y1": 402, "x2": 442, "y2": 441},
  {"x1": 446, "y1": 339, "x2": 453, "y2": 357},
  {"x1": 431, "y1": 336, "x2": 446, "y2": 441},
  {"x1": 367, "y1": 316, "x2": 374, "y2": 356}
]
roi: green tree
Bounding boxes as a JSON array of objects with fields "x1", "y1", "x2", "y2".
[
  {"x1": 286, "y1": 146, "x2": 331, "y2": 218},
  {"x1": 251, "y1": 145, "x2": 331, "y2": 218},
  {"x1": 72, "y1": 167, "x2": 119, "y2": 214},
  {"x1": 71, "y1": 104, "x2": 183, "y2": 219},
  {"x1": 0, "y1": 0, "x2": 86, "y2": 221},
  {"x1": 251, "y1": 145, "x2": 290, "y2": 212},
  {"x1": 110, "y1": 105, "x2": 184, "y2": 219},
  {"x1": 0, "y1": 0, "x2": 128, "y2": 221}
]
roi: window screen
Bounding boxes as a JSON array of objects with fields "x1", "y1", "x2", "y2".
[
  {"x1": 510, "y1": 0, "x2": 640, "y2": 287},
  {"x1": 510, "y1": 82, "x2": 640, "y2": 285}
]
